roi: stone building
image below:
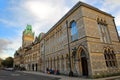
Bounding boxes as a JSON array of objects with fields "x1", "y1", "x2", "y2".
[
  {"x1": 14, "y1": 47, "x2": 24, "y2": 68},
  {"x1": 24, "y1": 37, "x2": 39, "y2": 71},
  {"x1": 14, "y1": 25, "x2": 45, "y2": 71},
  {"x1": 41, "y1": 1, "x2": 120, "y2": 78},
  {"x1": 14, "y1": 25, "x2": 35, "y2": 69},
  {"x1": 23, "y1": 32, "x2": 45, "y2": 71},
  {"x1": 14, "y1": 1, "x2": 120, "y2": 78}
]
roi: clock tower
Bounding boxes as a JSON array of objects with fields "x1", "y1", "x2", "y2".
[{"x1": 22, "y1": 24, "x2": 34, "y2": 47}]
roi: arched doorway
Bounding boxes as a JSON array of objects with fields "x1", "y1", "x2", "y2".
[
  {"x1": 81, "y1": 49, "x2": 88, "y2": 76},
  {"x1": 32, "y1": 64, "x2": 34, "y2": 71}
]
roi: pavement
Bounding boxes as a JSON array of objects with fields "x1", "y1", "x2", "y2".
[
  {"x1": 0, "y1": 70, "x2": 60, "y2": 80},
  {"x1": 20, "y1": 71, "x2": 120, "y2": 80}
]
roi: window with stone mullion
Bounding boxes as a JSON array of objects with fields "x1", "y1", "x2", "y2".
[
  {"x1": 98, "y1": 23, "x2": 111, "y2": 43},
  {"x1": 98, "y1": 24, "x2": 103, "y2": 42},
  {"x1": 104, "y1": 49, "x2": 117, "y2": 67}
]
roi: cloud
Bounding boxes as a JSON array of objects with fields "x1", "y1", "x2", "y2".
[
  {"x1": 101, "y1": 0, "x2": 120, "y2": 12},
  {"x1": 0, "y1": 38, "x2": 11, "y2": 52},
  {"x1": 0, "y1": 19, "x2": 17, "y2": 27},
  {"x1": 71, "y1": 0, "x2": 85, "y2": 3},
  {"x1": 0, "y1": 38, "x2": 12, "y2": 59},
  {"x1": 99, "y1": 0, "x2": 120, "y2": 35},
  {"x1": 0, "y1": 53, "x2": 10, "y2": 60},
  {"x1": 4, "y1": 0, "x2": 70, "y2": 36},
  {"x1": 114, "y1": 11, "x2": 120, "y2": 27},
  {"x1": 0, "y1": 37, "x2": 21, "y2": 59},
  {"x1": 23, "y1": 0, "x2": 69, "y2": 35},
  {"x1": 25, "y1": 1, "x2": 56, "y2": 20},
  {"x1": 0, "y1": 0, "x2": 120, "y2": 59},
  {"x1": 0, "y1": 0, "x2": 70, "y2": 59}
]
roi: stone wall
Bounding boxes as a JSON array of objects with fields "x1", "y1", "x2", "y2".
[{"x1": 82, "y1": 6, "x2": 120, "y2": 77}]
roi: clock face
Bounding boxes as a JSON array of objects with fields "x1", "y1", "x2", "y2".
[{"x1": 28, "y1": 33, "x2": 30, "y2": 35}]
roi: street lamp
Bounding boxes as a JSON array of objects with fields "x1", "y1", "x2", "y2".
[{"x1": 66, "y1": 20, "x2": 73, "y2": 76}]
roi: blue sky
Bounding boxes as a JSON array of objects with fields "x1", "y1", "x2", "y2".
[{"x1": 0, "y1": 0, "x2": 120, "y2": 59}]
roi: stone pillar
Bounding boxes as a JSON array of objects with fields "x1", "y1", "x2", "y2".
[
  {"x1": 51, "y1": 58, "x2": 52, "y2": 69},
  {"x1": 52, "y1": 59, "x2": 54, "y2": 70},
  {"x1": 64, "y1": 57, "x2": 67, "y2": 73},
  {"x1": 53, "y1": 58, "x2": 55, "y2": 70},
  {"x1": 57, "y1": 57, "x2": 59, "y2": 70},
  {"x1": 59, "y1": 57, "x2": 62, "y2": 72},
  {"x1": 62, "y1": 58, "x2": 65, "y2": 72},
  {"x1": 74, "y1": 60, "x2": 80, "y2": 76},
  {"x1": 55, "y1": 58, "x2": 57, "y2": 70}
]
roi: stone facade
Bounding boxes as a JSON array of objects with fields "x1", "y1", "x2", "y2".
[
  {"x1": 14, "y1": 25, "x2": 45, "y2": 71},
  {"x1": 14, "y1": 47, "x2": 24, "y2": 68},
  {"x1": 40, "y1": 1, "x2": 120, "y2": 77},
  {"x1": 14, "y1": 1, "x2": 120, "y2": 78},
  {"x1": 24, "y1": 37, "x2": 41, "y2": 71}
]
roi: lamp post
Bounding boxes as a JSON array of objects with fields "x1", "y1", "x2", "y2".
[{"x1": 66, "y1": 20, "x2": 73, "y2": 76}]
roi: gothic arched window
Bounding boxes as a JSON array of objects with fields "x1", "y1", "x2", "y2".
[
  {"x1": 104, "y1": 49, "x2": 117, "y2": 67},
  {"x1": 70, "y1": 21, "x2": 78, "y2": 41}
]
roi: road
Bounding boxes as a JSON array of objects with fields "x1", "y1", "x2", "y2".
[
  {"x1": 0, "y1": 70, "x2": 120, "y2": 80},
  {"x1": 0, "y1": 70, "x2": 60, "y2": 80}
]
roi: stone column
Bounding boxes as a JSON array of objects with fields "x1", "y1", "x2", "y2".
[
  {"x1": 74, "y1": 58, "x2": 80, "y2": 76},
  {"x1": 59, "y1": 57, "x2": 62, "y2": 72},
  {"x1": 55, "y1": 58, "x2": 57, "y2": 70},
  {"x1": 62, "y1": 58, "x2": 64, "y2": 72},
  {"x1": 64, "y1": 57, "x2": 66, "y2": 73}
]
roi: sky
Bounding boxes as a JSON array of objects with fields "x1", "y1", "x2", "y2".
[{"x1": 0, "y1": 0, "x2": 120, "y2": 59}]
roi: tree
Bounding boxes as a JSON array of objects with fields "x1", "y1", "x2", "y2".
[
  {"x1": 1, "y1": 57, "x2": 13, "y2": 68},
  {"x1": 0, "y1": 58, "x2": 3, "y2": 68}
]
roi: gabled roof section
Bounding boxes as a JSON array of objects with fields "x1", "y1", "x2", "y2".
[
  {"x1": 34, "y1": 37, "x2": 39, "y2": 44},
  {"x1": 38, "y1": 32, "x2": 45, "y2": 41},
  {"x1": 14, "y1": 51, "x2": 19, "y2": 56}
]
